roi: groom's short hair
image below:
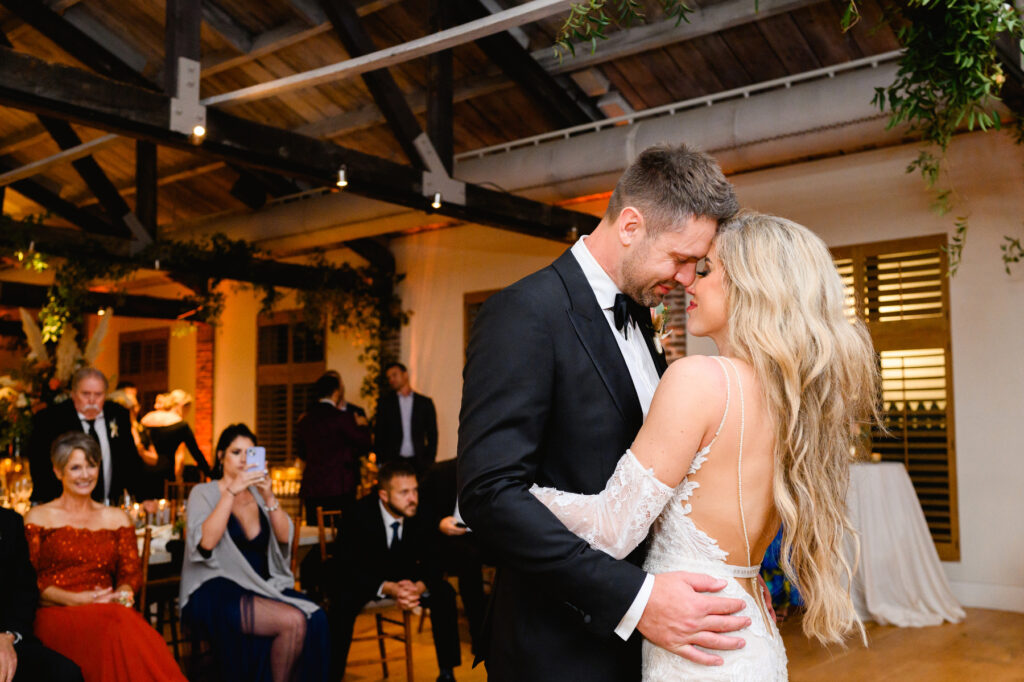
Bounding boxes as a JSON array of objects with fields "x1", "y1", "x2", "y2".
[{"x1": 605, "y1": 143, "x2": 738, "y2": 238}]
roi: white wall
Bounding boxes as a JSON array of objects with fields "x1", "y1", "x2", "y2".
[{"x1": 390, "y1": 226, "x2": 568, "y2": 462}]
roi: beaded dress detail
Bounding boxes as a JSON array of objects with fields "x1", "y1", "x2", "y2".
[{"x1": 532, "y1": 357, "x2": 788, "y2": 681}]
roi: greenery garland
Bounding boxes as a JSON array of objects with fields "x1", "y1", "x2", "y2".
[
  {"x1": 0, "y1": 213, "x2": 408, "y2": 411},
  {"x1": 556, "y1": 0, "x2": 1024, "y2": 274}
]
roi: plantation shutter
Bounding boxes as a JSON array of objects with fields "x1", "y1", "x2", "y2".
[
  {"x1": 256, "y1": 312, "x2": 325, "y2": 466},
  {"x1": 832, "y1": 234, "x2": 959, "y2": 561}
]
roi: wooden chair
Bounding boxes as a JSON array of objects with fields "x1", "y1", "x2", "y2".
[
  {"x1": 138, "y1": 526, "x2": 184, "y2": 662},
  {"x1": 316, "y1": 506, "x2": 341, "y2": 562},
  {"x1": 349, "y1": 600, "x2": 415, "y2": 681},
  {"x1": 164, "y1": 480, "x2": 200, "y2": 507},
  {"x1": 289, "y1": 512, "x2": 302, "y2": 587}
]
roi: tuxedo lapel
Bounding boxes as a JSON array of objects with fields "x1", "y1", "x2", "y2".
[{"x1": 553, "y1": 252, "x2": 643, "y2": 427}]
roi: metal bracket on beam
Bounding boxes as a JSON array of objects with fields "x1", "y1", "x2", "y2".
[
  {"x1": 422, "y1": 170, "x2": 465, "y2": 206},
  {"x1": 169, "y1": 57, "x2": 206, "y2": 138},
  {"x1": 414, "y1": 132, "x2": 465, "y2": 205}
]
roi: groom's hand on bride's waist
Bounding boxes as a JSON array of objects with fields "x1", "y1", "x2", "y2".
[{"x1": 636, "y1": 572, "x2": 750, "y2": 667}]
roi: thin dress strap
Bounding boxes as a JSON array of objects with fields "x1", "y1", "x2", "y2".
[
  {"x1": 719, "y1": 356, "x2": 752, "y2": 568},
  {"x1": 704, "y1": 356, "x2": 732, "y2": 453}
]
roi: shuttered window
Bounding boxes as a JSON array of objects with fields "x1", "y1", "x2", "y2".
[
  {"x1": 256, "y1": 313, "x2": 325, "y2": 466},
  {"x1": 832, "y1": 235, "x2": 959, "y2": 560},
  {"x1": 118, "y1": 328, "x2": 169, "y2": 413}
]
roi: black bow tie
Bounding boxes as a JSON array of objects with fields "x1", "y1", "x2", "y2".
[{"x1": 613, "y1": 293, "x2": 649, "y2": 339}]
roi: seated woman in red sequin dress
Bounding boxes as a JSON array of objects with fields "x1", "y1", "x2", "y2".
[{"x1": 23, "y1": 431, "x2": 185, "y2": 682}]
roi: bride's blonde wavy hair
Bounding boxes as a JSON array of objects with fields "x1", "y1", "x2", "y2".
[{"x1": 715, "y1": 211, "x2": 879, "y2": 645}]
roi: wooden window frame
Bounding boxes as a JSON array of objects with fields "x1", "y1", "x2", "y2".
[
  {"x1": 256, "y1": 312, "x2": 326, "y2": 466},
  {"x1": 118, "y1": 327, "x2": 169, "y2": 414},
  {"x1": 832, "y1": 234, "x2": 959, "y2": 561}
]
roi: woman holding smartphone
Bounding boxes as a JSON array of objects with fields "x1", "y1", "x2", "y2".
[{"x1": 180, "y1": 424, "x2": 329, "y2": 682}]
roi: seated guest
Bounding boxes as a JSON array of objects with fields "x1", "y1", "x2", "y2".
[
  {"x1": 327, "y1": 461, "x2": 461, "y2": 682},
  {"x1": 180, "y1": 424, "x2": 328, "y2": 682},
  {"x1": 0, "y1": 506, "x2": 83, "y2": 682},
  {"x1": 28, "y1": 367, "x2": 141, "y2": 505},
  {"x1": 23, "y1": 432, "x2": 185, "y2": 681},
  {"x1": 139, "y1": 389, "x2": 211, "y2": 497}
]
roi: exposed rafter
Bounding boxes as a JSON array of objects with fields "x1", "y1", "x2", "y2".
[
  {"x1": 200, "y1": 0, "x2": 253, "y2": 54},
  {"x1": 0, "y1": 279, "x2": 195, "y2": 320},
  {"x1": 0, "y1": 47, "x2": 597, "y2": 241},
  {"x1": 319, "y1": 0, "x2": 428, "y2": 169},
  {"x1": 455, "y1": 0, "x2": 600, "y2": 128},
  {"x1": 0, "y1": 156, "x2": 120, "y2": 236}
]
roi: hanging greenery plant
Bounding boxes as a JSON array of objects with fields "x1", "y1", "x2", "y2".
[
  {"x1": 554, "y1": 0, "x2": 692, "y2": 59},
  {"x1": 0, "y1": 213, "x2": 408, "y2": 410}
]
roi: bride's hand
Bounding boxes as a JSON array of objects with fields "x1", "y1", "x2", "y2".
[{"x1": 637, "y1": 571, "x2": 750, "y2": 666}]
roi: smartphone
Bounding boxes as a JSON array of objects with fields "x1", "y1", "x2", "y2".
[{"x1": 245, "y1": 446, "x2": 266, "y2": 473}]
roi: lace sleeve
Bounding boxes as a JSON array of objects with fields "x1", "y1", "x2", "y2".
[
  {"x1": 529, "y1": 449, "x2": 674, "y2": 560},
  {"x1": 114, "y1": 526, "x2": 143, "y2": 593}
]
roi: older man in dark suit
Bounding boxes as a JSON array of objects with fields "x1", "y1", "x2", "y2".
[
  {"x1": 374, "y1": 362, "x2": 437, "y2": 474},
  {"x1": 0, "y1": 507, "x2": 83, "y2": 682},
  {"x1": 28, "y1": 367, "x2": 140, "y2": 505}
]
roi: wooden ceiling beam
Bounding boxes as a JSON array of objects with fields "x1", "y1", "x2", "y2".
[
  {"x1": 319, "y1": 0, "x2": 427, "y2": 169},
  {"x1": 0, "y1": 156, "x2": 121, "y2": 236},
  {"x1": 533, "y1": 0, "x2": 823, "y2": 74},
  {"x1": 427, "y1": 0, "x2": 454, "y2": 175},
  {"x1": 0, "y1": 47, "x2": 596, "y2": 241},
  {"x1": 0, "y1": 0, "x2": 154, "y2": 88},
  {"x1": 135, "y1": 141, "x2": 157, "y2": 238},
  {"x1": 456, "y1": 0, "x2": 601, "y2": 128},
  {"x1": 0, "y1": 279, "x2": 196, "y2": 320}
]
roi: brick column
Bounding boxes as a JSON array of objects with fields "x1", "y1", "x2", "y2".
[{"x1": 193, "y1": 323, "x2": 214, "y2": 462}]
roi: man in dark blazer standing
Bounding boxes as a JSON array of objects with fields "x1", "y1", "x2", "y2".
[
  {"x1": 458, "y1": 145, "x2": 751, "y2": 681},
  {"x1": 28, "y1": 367, "x2": 140, "y2": 505},
  {"x1": 0, "y1": 507, "x2": 83, "y2": 681},
  {"x1": 325, "y1": 461, "x2": 461, "y2": 682},
  {"x1": 295, "y1": 371, "x2": 372, "y2": 523},
  {"x1": 374, "y1": 362, "x2": 438, "y2": 474}
]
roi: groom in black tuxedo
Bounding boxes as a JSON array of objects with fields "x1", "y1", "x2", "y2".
[
  {"x1": 458, "y1": 144, "x2": 750, "y2": 681},
  {"x1": 28, "y1": 367, "x2": 140, "y2": 505}
]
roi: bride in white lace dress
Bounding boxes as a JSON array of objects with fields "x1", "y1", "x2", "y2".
[{"x1": 532, "y1": 212, "x2": 879, "y2": 681}]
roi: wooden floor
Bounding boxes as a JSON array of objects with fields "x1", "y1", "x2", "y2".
[{"x1": 340, "y1": 607, "x2": 1024, "y2": 682}]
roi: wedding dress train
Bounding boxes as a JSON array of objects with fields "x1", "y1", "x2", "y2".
[{"x1": 532, "y1": 356, "x2": 788, "y2": 681}]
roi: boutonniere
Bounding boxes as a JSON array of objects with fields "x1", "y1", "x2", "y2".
[
  {"x1": 651, "y1": 303, "x2": 672, "y2": 355},
  {"x1": 109, "y1": 421, "x2": 119, "y2": 438}
]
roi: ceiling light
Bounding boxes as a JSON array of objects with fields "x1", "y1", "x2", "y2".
[
  {"x1": 431, "y1": 192, "x2": 442, "y2": 210},
  {"x1": 336, "y1": 166, "x2": 348, "y2": 188}
]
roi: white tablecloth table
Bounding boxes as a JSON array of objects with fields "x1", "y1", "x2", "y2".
[{"x1": 845, "y1": 462, "x2": 965, "y2": 627}]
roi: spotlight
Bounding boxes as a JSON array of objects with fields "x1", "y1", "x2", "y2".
[
  {"x1": 431, "y1": 192, "x2": 442, "y2": 209},
  {"x1": 189, "y1": 124, "x2": 206, "y2": 145},
  {"x1": 336, "y1": 166, "x2": 348, "y2": 188},
  {"x1": 97, "y1": 309, "x2": 106, "y2": 316}
]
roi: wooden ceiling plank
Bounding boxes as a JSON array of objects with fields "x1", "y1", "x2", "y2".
[
  {"x1": 0, "y1": 47, "x2": 597, "y2": 241},
  {"x1": 0, "y1": 125, "x2": 48, "y2": 157},
  {"x1": 200, "y1": 0, "x2": 399, "y2": 77},
  {"x1": 534, "y1": 0, "x2": 822, "y2": 74},
  {"x1": 200, "y1": 0, "x2": 254, "y2": 54},
  {"x1": 201, "y1": 0, "x2": 575, "y2": 107}
]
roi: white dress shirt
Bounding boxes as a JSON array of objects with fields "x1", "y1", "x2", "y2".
[
  {"x1": 570, "y1": 236, "x2": 659, "y2": 640},
  {"x1": 397, "y1": 392, "x2": 415, "y2": 457},
  {"x1": 376, "y1": 499, "x2": 405, "y2": 598},
  {"x1": 79, "y1": 411, "x2": 112, "y2": 503}
]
